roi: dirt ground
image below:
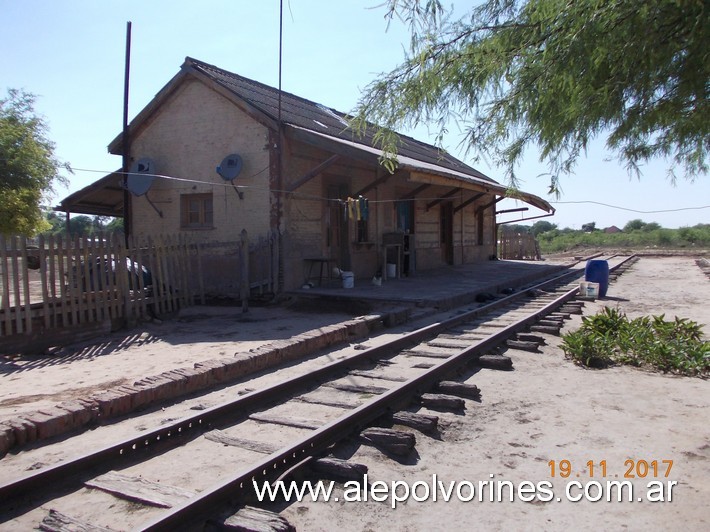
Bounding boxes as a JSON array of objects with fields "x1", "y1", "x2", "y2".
[
  {"x1": 273, "y1": 256, "x2": 710, "y2": 531},
  {"x1": 1, "y1": 256, "x2": 708, "y2": 531}
]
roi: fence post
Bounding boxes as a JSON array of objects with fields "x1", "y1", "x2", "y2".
[
  {"x1": 0, "y1": 235, "x2": 11, "y2": 335},
  {"x1": 241, "y1": 229, "x2": 249, "y2": 313}
]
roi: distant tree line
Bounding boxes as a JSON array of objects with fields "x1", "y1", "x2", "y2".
[
  {"x1": 500, "y1": 219, "x2": 710, "y2": 252},
  {"x1": 42, "y1": 210, "x2": 123, "y2": 238}
]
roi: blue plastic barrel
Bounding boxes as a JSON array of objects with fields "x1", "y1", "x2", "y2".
[{"x1": 585, "y1": 259, "x2": 610, "y2": 297}]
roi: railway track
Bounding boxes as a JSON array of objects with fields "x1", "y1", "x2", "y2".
[{"x1": 0, "y1": 255, "x2": 637, "y2": 531}]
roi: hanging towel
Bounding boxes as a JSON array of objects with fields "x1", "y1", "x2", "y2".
[{"x1": 359, "y1": 196, "x2": 369, "y2": 221}]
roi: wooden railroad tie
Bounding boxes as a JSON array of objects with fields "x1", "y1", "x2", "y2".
[
  {"x1": 204, "y1": 430, "x2": 280, "y2": 454},
  {"x1": 85, "y1": 471, "x2": 196, "y2": 508},
  {"x1": 506, "y1": 339, "x2": 541, "y2": 352},
  {"x1": 419, "y1": 393, "x2": 465, "y2": 411},
  {"x1": 360, "y1": 427, "x2": 416, "y2": 456},
  {"x1": 323, "y1": 382, "x2": 390, "y2": 395},
  {"x1": 216, "y1": 506, "x2": 295, "y2": 532},
  {"x1": 436, "y1": 381, "x2": 481, "y2": 400},
  {"x1": 536, "y1": 318, "x2": 564, "y2": 327},
  {"x1": 248, "y1": 413, "x2": 321, "y2": 430},
  {"x1": 40, "y1": 510, "x2": 116, "y2": 532},
  {"x1": 529, "y1": 324, "x2": 562, "y2": 335},
  {"x1": 309, "y1": 457, "x2": 368, "y2": 482},
  {"x1": 516, "y1": 333, "x2": 547, "y2": 345},
  {"x1": 389, "y1": 411, "x2": 439, "y2": 434},
  {"x1": 475, "y1": 353, "x2": 514, "y2": 370}
]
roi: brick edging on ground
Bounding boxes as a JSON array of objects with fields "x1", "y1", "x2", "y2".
[{"x1": 0, "y1": 306, "x2": 414, "y2": 459}]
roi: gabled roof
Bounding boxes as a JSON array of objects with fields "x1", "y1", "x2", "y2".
[
  {"x1": 66, "y1": 57, "x2": 553, "y2": 216},
  {"x1": 109, "y1": 57, "x2": 494, "y2": 183}
]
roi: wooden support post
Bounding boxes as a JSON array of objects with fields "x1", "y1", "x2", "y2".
[
  {"x1": 286, "y1": 154, "x2": 340, "y2": 193},
  {"x1": 241, "y1": 229, "x2": 249, "y2": 313}
]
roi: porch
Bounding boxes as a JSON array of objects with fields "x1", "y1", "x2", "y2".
[{"x1": 292, "y1": 257, "x2": 574, "y2": 311}]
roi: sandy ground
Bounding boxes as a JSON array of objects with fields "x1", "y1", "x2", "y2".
[
  {"x1": 0, "y1": 256, "x2": 708, "y2": 531},
  {"x1": 270, "y1": 256, "x2": 710, "y2": 531}
]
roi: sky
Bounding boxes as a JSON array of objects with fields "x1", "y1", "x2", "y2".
[{"x1": 2, "y1": 0, "x2": 708, "y2": 230}]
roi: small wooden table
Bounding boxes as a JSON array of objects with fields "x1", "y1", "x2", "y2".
[{"x1": 303, "y1": 258, "x2": 337, "y2": 286}]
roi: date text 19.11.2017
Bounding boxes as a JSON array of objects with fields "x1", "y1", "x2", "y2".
[{"x1": 548, "y1": 459, "x2": 674, "y2": 479}]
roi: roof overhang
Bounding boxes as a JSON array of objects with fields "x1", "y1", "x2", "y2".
[
  {"x1": 55, "y1": 171, "x2": 125, "y2": 217},
  {"x1": 285, "y1": 124, "x2": 554, "y2": 214}
]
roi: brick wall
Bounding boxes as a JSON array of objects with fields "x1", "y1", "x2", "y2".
[{"x1": 129, "y1": 79, "x2": 271, "y2": 245}]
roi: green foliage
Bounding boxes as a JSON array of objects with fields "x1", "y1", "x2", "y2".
[
  {"x1": 561, "y1": 307, "x2": 709, "y2": 376},
  {"x1": 501, "y1": 223, "x2": 531, "y2": 235},
  {"x1": 530, "y1": 220, "x2": 556, "y2": 236},
  {"x1": 0, "y1": 89, "x2": 69, "y2": 236},
  {"x1": 355, "y1": 0, "x2": 709, "y2": 191},
  {"x1": 537, "y1": 222, "x2": 710, "y2": 252},
  {"x1": 39, "y1": 210, "x2": 123, "y2": 237},
  {"x1": 623, "y1": 219, "x2": 645, "y2": 232}
]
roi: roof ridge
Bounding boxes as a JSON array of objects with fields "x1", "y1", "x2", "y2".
[
  {"x1": 182, "y1": 56, "x2": 491, "y2": 181},
  {"x1": 184, "y1": 56, "x2": 345, "y2": 116}
]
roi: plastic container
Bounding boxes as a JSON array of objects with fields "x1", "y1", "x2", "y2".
[
  {"x1": 342, "y1": 271, "x2": 354, "y2": 289},
  {"x1": 386, "y1": 263, "x2": 397, "y2": 278},
  {"x1": 579, "y1": 281, "x2": 600, "y2": 299},
  {"x1": 585, "y1": 259, "x2": 609, "y2": 297}
]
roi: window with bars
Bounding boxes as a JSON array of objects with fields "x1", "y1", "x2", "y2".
[{"x1": 180, "y1": 193, "x2": 213, "y2": 229}]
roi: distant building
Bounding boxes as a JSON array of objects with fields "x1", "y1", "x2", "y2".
[{"x1": 604, "y1": 225, "x2": 622, "y2": 234}]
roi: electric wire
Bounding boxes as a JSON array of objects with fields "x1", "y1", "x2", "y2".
[{"x1": 67, "y1": 166, "x2": 710, "y2": 214}]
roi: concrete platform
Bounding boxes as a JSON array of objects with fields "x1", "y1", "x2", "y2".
[{"x1": 293, "y1": 258, "x2": 574, "y2": 311}]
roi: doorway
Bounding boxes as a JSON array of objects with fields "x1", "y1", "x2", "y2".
[
  {"x1": 326, "y1": 184, "x2": 350, "y2": 270},
  {"x1": 440, "y1": 202, "x2": 454, "y2": 265}
]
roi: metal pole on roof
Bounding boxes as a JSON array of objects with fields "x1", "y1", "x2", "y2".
[
  {"x1": 275, "y1": 0, "x2": 284, "y2": 292},
  {"x1": 278, "y1": 0, "x2": 283, "y2": 129},
  {"x1": 122, "y1": 21, "x2": 132, "y2": 246}
]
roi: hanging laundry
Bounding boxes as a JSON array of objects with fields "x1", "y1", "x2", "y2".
[{"x1": 359, "y1": 196, "x2": 369, "y2": 221}]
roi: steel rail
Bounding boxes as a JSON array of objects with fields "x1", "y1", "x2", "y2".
[
  {"x1": 143, "y1": 256, "x2": 640, "y2": 530},
  {"x1": 141, "y1": 284, "x2": 583, "y2": 530},
  {"x1": 1, "y1": 255, "x2": 635, "y2": 520}
]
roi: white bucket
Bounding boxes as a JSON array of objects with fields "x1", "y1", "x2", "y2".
[
  {"x1": 579, "y1": 281, "x2": 599, "y2": 299},
  {"x1": 386, "y1": 263, "x2": 397, "y2": 278},
  {"x1": 342, "y1": 271, "x2": 354, "y2": 289}
]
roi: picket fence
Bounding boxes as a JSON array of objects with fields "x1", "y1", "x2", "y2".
[
  {"x1": 0, "y1": 230, "x2": 278, "y2": 350},
  {"x1": 497, "y1": 232, "x2": 541, "y2": 261}
]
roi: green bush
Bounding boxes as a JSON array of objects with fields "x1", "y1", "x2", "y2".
[
  {"x1": 534, "y1": 222, "x2": 710, "y2": 253},
  {"x1": 561, "y1": 307, "x2": 710, "y2": 377}
]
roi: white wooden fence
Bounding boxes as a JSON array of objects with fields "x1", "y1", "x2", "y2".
[{"x1": 0, "y1": 230, "x2": 278, "y2": 352}]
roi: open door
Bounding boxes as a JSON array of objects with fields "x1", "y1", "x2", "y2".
[{"x1": 326, "y1": 184, "x2": 350, "y2": 270}]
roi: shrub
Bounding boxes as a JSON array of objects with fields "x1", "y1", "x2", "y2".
[{"x1": 561, "y1": 307, "x2": 709, "y2": 377}]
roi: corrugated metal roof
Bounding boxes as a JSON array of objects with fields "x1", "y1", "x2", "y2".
[
  {"x1": 63, "y1": 58, "x2": 553, "y2": 216},
  {"x1": 185, "y1": 57, "x2": 497, "y2": 184}
]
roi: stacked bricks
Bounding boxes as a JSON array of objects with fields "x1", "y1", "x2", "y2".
[{"x1": 0, "y1": 308, "x2": 401, "y2": 458}]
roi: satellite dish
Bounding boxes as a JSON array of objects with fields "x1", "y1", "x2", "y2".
[
  {"x1": 127, "y1": 158, "x2": 156, "y2": 196},
  {"x1": 216, "y1": 154, "x2": 243, "y2": 181}
]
